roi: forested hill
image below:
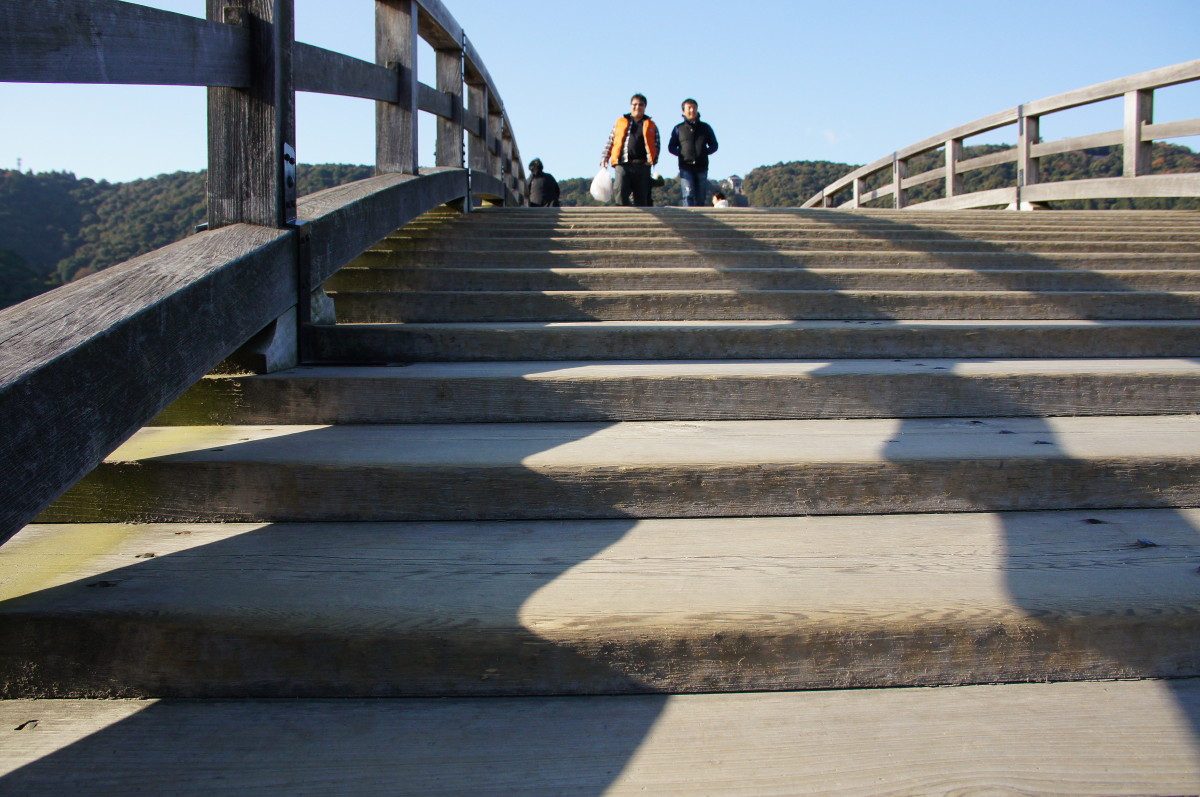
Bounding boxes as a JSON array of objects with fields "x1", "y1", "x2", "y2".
[
  {"x1": 0, "y1": 164, "x2": 371, "y2": 309},
  {"x1": 2, "y1": 142, "x2": 1197, "y2": 309}
]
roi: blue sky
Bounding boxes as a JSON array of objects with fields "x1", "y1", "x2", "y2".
[{"x1": 3, "y1": 0, "x2": 1198, "y2": 183}]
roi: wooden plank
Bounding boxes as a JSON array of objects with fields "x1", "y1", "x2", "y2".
[
  {"x1": 1144, "y1": 117, "x2": 1200, "y2": 140},
  {"x1": 466, "y1": 83, "x2": 490, "y2": 173},
  {"x1": 905, "y1": 186, "x2": 1017, "y2": 210},
  {"x1": 464, "y1": 39, "x2": 504, "y2": 111},
  {"x1": 8, "y1": 508, "x2": 1200, "y2": 693},
  {"x1": 417, "y1": 80, "x2": 454, "y2": 119},
  {"x1": 435, "y1": 48, "x2": 464, "y2": 168},
  {"x1": 293, "y1": 42, "x2": 396, "y2": 101},
  {"x1": 470, "y1": 170, "x2": 505, "y2": 200},
  {"x1": 1022, "y1": 173, "x2": 1200, "y2": 202},
  {"x1": 1125, "y1": 89, "x2": 1154, "y2": 176},
  {"x1": 0, "y1": 0, "x2": 249, "y2": 87},
  {"x1": 414, "y1": 0, "x2": 462, "y2": 49},
  {"x1": 0, "y1": 225, "x2": 293, "y2": 543},
  {"x1": 954, "y1": 147, "x2": 1016, "y2": 172},
  {"x1": 206, "y1": 0, "x2": 295, "y2": 229},
  {"x1": 1024, "y1": 57, "x2": 1200, "y2": 116},
  {"x1": 0, "y1": 167, "x2": 468, "y2": 542},
  {"x1": 1, "y1": 680, "x2": 1199, "y2": 793},
  {"x1": 1030, "y1": 129, "x2": 1122, "y2": 158},
  {"x1": 299, "y1": 168, "x2": 467, "y2": 285},
  {"x1": 895, "y1": 107, "x2": 1020, "y2": 160},
  {"x1": 900, "y1": 165, "x2": 944, "y2": 189},
  {"x1": 945, "y1": 138, "x2": 963, "y2": 196},
  {"x1": 375, "y1": 0, "x2": 418, "y2": 175}
]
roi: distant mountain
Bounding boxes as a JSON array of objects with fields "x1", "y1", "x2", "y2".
[
  {"x1": 2, "y1": 144, "x2": 1196, "y2": 309},
  {"x1": 0, "y1": 164, "x2": 371, "y2": 309}
]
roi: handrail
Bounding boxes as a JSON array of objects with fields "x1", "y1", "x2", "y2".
[
  {"x1": 0, "y1": 0, "x2": 525, "y2": 541},
  {"x1": 803, "y1": 58, "x2": 1200, "y2": 210}
]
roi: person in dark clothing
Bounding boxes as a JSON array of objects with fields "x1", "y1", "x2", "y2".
[
  {"x1": 667, "y1": 98, "x2": 719, "y2": 207},
  {"x1": 601, "y1": 93, "x2": 661, "y2": 207},
  {"x1": 526, "y1": 159, "x2": 560, "y2": 207}
]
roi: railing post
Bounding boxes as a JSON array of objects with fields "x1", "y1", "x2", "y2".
[
  {"x1": 1124, "y1": 88, "x2": 1154, "y2": 177},
  {"x1": 945, "y1": 138, "x2": 963, "y2": 198},
  {"x1": 1016, "y1": 104, "x2": 1039, "y2": 209},
  {"x1": 206, "y1": 0, "x2": 296, "y2": 229},
  {"x1": 850, "y1": 177, "x2": 863, "y2": 209},
  {"x1": 376, "y1": 0, "x2": 418, "y2": 175},
  {"x1": 488, "y1": 108, "x2": 503, "y2": 181},
  {"x1": 892, "y1": 154, "x2": 907, "y2": 209},
  {"x1": 435, "y1": 44, "x2": 464, "y2": 168},
  {"x1": 466, "y1": 80, "x2": 489, "y2": 174}
]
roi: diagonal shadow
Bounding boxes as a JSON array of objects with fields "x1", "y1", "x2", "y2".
[{"x1": 4, "y1": 204, "x2": 1200, "y2": 791}]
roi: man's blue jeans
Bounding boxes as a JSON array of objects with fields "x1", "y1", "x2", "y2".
[{"x1": 679, "y1": 169, "x2": 707, "y2": 207}]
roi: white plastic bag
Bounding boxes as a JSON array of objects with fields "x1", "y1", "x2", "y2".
[{"x1": 589, "y1": 166, "x2": 613, "y2": 203}]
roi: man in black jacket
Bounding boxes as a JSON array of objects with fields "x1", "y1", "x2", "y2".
[
  {"x1": 526, "y1": 159, "x2": 560, "y2": 207},
  {"x1": 667, "y1": 98, "x2": 719, "y2": 207}
]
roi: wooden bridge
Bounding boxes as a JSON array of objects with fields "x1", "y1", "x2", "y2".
[{"x1": 4, "y1": 3, "x2": 1200, "y2": 794}]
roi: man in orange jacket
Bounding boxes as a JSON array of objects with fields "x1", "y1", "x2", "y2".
[{"x1": 600, "y1": 93, "x2": 660, "y2": 206}]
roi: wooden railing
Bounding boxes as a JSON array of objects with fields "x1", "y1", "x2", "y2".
[
  {"x1": 803, "y1": 59, "x2": 1200, "y2": 210},
  {"x1": 0, "y1": 0, "x2": 524, "y2": 540}
]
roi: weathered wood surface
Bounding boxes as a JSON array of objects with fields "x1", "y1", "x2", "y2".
[
  {"x1": 298, "y1": 168, "x2": 467, "y2": 285},
  {"x1": 375, "y1": 0, "x2": 419, "y2": 175},
  {"x1": 0, "y1": 225, "x2": 293, "y2": 543},
  {"x1": 206, "y1": 0, "x2": 295, "y2": 229},
  {"x1": 293, "y1": 41, "x2": 396, "y2": 101},
  {"x1": 1, "y1": 678, "x2": 1195, "y2": 795},
  {"x1": 0, "y1": 169, "x2": 469, "y2": 543},
  {"x1": 417, "y1": 80, "x2": 454, "y2": 119},
  {"x1": 0, "y1": 0, "x2": 249, "y2": 87},
  {"x1": 1023, "y1": 57, "x2": 1200, "y2": 115},
  {"x1": 38, "y1": 414, "x2": 1200, "y2": 524},
  {"x1": 5, "y1": 510, "x2": 1200, "y2": 696},
  {"x1": 469, "y1": 170, "x2": 506, "y2": 200},
  {"x1": 1031, "y1": 128, "x2": 1123, "y2": 158},
  {"x1": 155, "y1": 358, "x2": 1200, "y2": 426},
  {"x1": 2, "y1": 680, "x2": 1199, "y2": 794},
  {"x1": 805, "y1": 57, "x2": 1200, "y2": 209}
]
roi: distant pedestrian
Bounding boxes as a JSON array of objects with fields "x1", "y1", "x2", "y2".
[
  {"x1": 526, "y1": 159, "x2": 560, "y2": 207},
  {"x1": 712, "y1": 191, "x2": 730, "y2": 208},
  {"x1": 668, "y1": 98, "x2": 719, "y2": 207},
  {"x1": 601, "y1": 93, "x2": 661, "y2": 206}
]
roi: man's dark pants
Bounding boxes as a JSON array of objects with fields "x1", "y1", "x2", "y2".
[{"x1": 614, "y1": 163, "x2": 652, "y2": 206}]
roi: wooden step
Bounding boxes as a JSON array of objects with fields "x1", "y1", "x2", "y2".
[
  {"x1": 325, "y1": 265, "x2": 1200, "y2": 293},
  {"x1": 327, "y1": 288, "x2": 1200, "y2": 323},
  {"x1": 379, "y1": 234, "x2": 1200, "y2": 253},
  {"x1": 5, "y1": 509, "x2": 1200, "y2": 697},
  {"x1": 40, "y1": 415, "x2": 1200, "y2": 523},
  {"x1": 309, "y1": 319, "x2": 1200, "y2": 362},
  {"x1": 391, "y1": 224, "x2": 1200, "y2": 243},
  {"x1": 4, "y1": 679, "x2": 1199, "y2": 794},
  {"x1": 356, "y1": 247, "x2": 1200, "y2": 269},
  {"x1": 155, "y1": 358, "x2": 1200, "y2": 425}
]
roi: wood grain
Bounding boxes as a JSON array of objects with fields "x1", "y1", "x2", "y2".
[
  {"x1": 294, "y1": 41, "x2": 396, "y2": 101},
  {"x1": 1, "y1": 680, "x2": 1199, "y2": 793},
  {"x1": 4, "y1": 511, "x2": 1200, "y2": 695},
  {"x1": 0, "y1": 225, "x2": 292, "y2": 542},
  {"x1": 0, "y1": 0, "x2": 249, "y2": 87}
]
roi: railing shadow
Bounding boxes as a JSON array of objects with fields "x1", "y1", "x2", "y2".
[
  {"x1": 653, "y1": 206, "x2": 1200, "y2": 736},
  {"x1": 4, "y1": 204, "x2": 1200, "y2": 791},
  {"x1": 0, "y1": 423, "x2": 667, "y2": 792}
]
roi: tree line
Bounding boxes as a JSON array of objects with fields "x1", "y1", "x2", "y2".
[{"x1": 1, "y1": 143, "x2": 1196, "y2": 309}]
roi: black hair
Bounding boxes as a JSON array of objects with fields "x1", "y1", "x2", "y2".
[
  {"x1": 630, "y1": 93, "x2": 648, "y2": 105},
  {"x1": 681, "y1": 98, "x2": 698, "y2": 109}
]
